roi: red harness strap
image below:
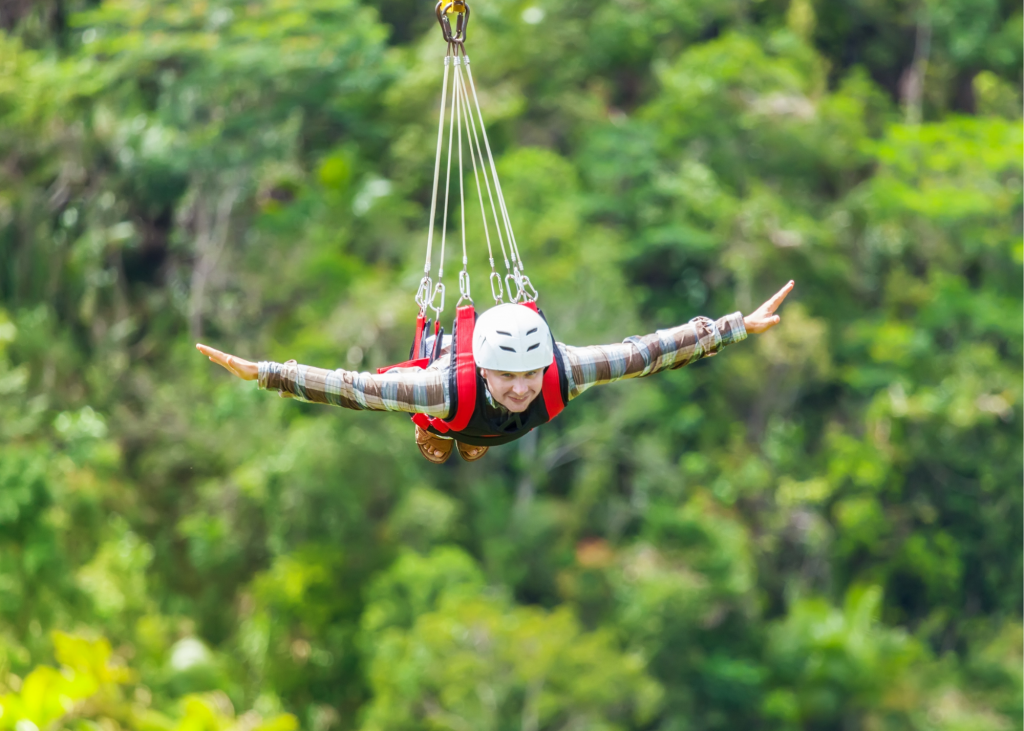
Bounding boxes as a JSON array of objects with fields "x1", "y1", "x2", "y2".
[
  {"x1": 378, "y1": 357, "x2": 430, "y2": 374},
  {"x1": 378, "y1": 312, "x2": 429, "y2": 374},
  {"x1": 540, "y1": 357, "x2": 564, "y2": 419},
  {"x1": 441, "y1": 304, "x2": 478, "y2": 431},
  {"x1": 520, "y1": 301, "x2": 565, "y2": 420},
  {"x1": 410, "y1": 304, "x2": 477, "y2": 434}
]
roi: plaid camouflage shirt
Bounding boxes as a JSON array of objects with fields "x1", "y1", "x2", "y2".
[{"x1": 257, "y1": 312, "x2": 747, "y2": 418}]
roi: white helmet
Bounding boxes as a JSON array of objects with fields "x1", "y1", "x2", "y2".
[{"x1": 473, "y1": 304, "x2": 553, "y2": 372}]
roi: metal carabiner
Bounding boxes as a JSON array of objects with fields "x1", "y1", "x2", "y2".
[
  {"x1": 518, "y1": 274, "x2": 539, "y2": 302},
  {"x1": 489, "y1": 271, "x2": 504, "y2": 304},
  {"x1": 505, "y1": 272, "x2": 521, "y2": 303},
  {"x1": 508, "y1": 268, "x2": 529, "y2": 303},
  {"x1": 429, "y1": 281, "x2": 446, "y2": 320},
  {"x1": 435, "y1": 0, "x2": 470, "y2": 43},
  {"x1": 415, "y1": 275, "x2": 433, "y2": 310},
  {"x1": 457, "y1": 270, "x2": 473, "y2": 307}
]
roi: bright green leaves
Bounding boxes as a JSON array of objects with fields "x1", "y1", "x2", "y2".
[
  {"x1": 863, "y1": 117, "x2": 1023, "y2": 226},
  {"x1": 0, "y1": 632, "x2": 297, "y2": 731},
  {"x1": 765, "y1": 586, "x2": 920, "y2": 727},
  {"x1": 0, "y1": 634, "x2": 123, "y2": 731},
  {"x1": 386, "y1": 486, "x2": 464, "y2": 551},
  {"x1": 766, "y1": 587, "x2": 1020, "y2": 730},
  {"x1": 360, "y1": 548, "x2": 661, "y2": 731},
  {"x1": 76, "y1": 518, "x2": 154, "y2": 620},
  {"x1": 643, "y1": 31, "x2": 827, "y2": 191}
]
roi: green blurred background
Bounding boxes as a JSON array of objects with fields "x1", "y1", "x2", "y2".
[{"x1": 0, "y1": 0, "x2": 1021, "y2": 729}]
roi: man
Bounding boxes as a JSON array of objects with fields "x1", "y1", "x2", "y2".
[{"x1": 197, "y1": 281, "x2": 794, "y2": 463}]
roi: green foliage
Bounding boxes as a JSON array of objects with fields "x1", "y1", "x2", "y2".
[
  {"x1": 361, "y1": 584, "x2": 662, "y2": 730},
  {"x1": 0, "y1": 0, "x2": 1020, "y2": 728},
  {"x1": 0, "y1": 632, "x2": 297, "y2": 731}
]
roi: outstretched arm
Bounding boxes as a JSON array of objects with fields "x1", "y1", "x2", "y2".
[
  {"x1": 562, "y1": 281, "x2": 794, "y2": 400},
  {"x1": 195, "y1": 343, "x2": 450, "y2": 418}
]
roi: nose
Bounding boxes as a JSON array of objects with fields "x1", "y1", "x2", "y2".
[{"x1": 511, "y1": 378, "x2": 530, "y2": 396}]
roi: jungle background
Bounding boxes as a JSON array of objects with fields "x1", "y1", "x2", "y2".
[{"x1": 0, "y1": 0, "x2": 1021, "y2": 729}]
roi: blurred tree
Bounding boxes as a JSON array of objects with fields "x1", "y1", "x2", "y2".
[{"x1": 0, "y1": 0, "x2": 1019, "y2": 728}]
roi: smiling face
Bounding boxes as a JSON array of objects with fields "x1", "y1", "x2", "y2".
[{"x1": 479, "y1": 368, "x2": 544, "y2": 412}]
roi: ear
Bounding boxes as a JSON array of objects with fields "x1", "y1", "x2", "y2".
[{"x1": 479, "y1": 368, "x2": 489, "y2": 380}]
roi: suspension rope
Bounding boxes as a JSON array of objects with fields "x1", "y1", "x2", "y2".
[
  {"x1": 452, "y1": 47, "x2": 507, "y2": 276},
  {"x1": 436, "y1": 45, "x2": 459, "y2": 282},
  {"x1": 454, "y1": 58, "x2": 467, "y2": 275},
  {"x1": 417, "y1": 1, "x2": 540, "y2": 313},
  {"x1": 453, "y1": 47, "x2": 506, "y2": 302},
  {"x1": 422, "y1": 46, "x2": 452, "y2": 280},
  {"x1": 463, "y1": 56, "x2": 536, "y2": 301},
  {"x1": 463, "y1": 58, "x2": 523, "y2": 274}
]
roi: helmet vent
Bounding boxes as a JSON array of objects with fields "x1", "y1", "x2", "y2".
[{"x1": 472, "y1": 304, "x2": 553, "y2": 372}]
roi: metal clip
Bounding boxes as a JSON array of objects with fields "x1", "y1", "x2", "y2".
[
  {"x1": 505, "y1": 272, "x2": 520, "y2": 303},
  {"x1": 415, "y1": 276, "x2": 433, "y2": 310},
  {"x1": 519, "y1": 274, "x2": 539, "y2": 302},
  {"x1": 429, "y1": 281, "x2": 446, "y2": 319},
  {"x1": 457, "y1": 270, "x2": 473, "y2": 306},
  {"x1": 489, "y1": 271, "x2": 504, "y2": 303},
  {"x1": 436, "y1": 0, "x2": 470, "y2": 43}
]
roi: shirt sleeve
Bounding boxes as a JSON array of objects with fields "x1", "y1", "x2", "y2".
[
  {"x1": 561, "y1": 311, "x2": 747, "y2": 400},
  {"x1": 256, "y1": 354, "x2": 451, "y2": 418}
]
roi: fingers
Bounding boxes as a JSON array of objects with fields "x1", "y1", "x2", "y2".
[
  {"x1": 759, "y1": 281, "x2": 794, "y2": 316},
  {"x1": 197, "y1": 343, "x2": 227, "y2": 365},
  {"x1": 197, "y1": 343, "x2": 253, "y2": 379},
  {"x1": 767, "y1": 280, "x2": 795, "y2": 312}
]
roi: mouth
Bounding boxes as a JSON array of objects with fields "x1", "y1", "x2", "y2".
[{"x1": 505, "y1": 393, "x2": 532, "y2": 408}]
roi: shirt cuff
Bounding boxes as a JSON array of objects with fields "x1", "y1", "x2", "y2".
[
  {"x1": 257, "y1": 361, "x2": 277, "y2": 390},
  {"x1": 717, "y1": 311, "x2": 747, "y2": 346}
]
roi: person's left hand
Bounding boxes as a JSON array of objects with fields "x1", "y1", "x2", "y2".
[
  {"x1": 196, "y1": 343, "x2": 258, "y2": 381},
  {"x1": 743, "y1": 281, "x2": 794, "y2": 334}
]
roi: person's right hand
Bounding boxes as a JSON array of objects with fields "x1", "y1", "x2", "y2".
[
  {"x1": 196, "y1": 343, "x2": 258, "y2": 381},
  {"x1": 743, "y1": 281, "x2": 794, "y2": 334}
]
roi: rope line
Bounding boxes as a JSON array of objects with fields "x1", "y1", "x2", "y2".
[
  {"x1": 454, "y1": 51, "x2": 510, "y2": 277},
  {"x1": 454, "y1": 58, "x2": 467, "y2": 274},
  {"x1": 464, "y1": 58, "x2": 524, "y2": 275},
  {"x1": 423, "y1": 46, "x2": 452, "y2": 276},
  {"x1": 418, "y1": 32, "x2": 538, "y2": 312},
  {"x1": 437, "y1": 48, "x2": 459, "y2": 280}
]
